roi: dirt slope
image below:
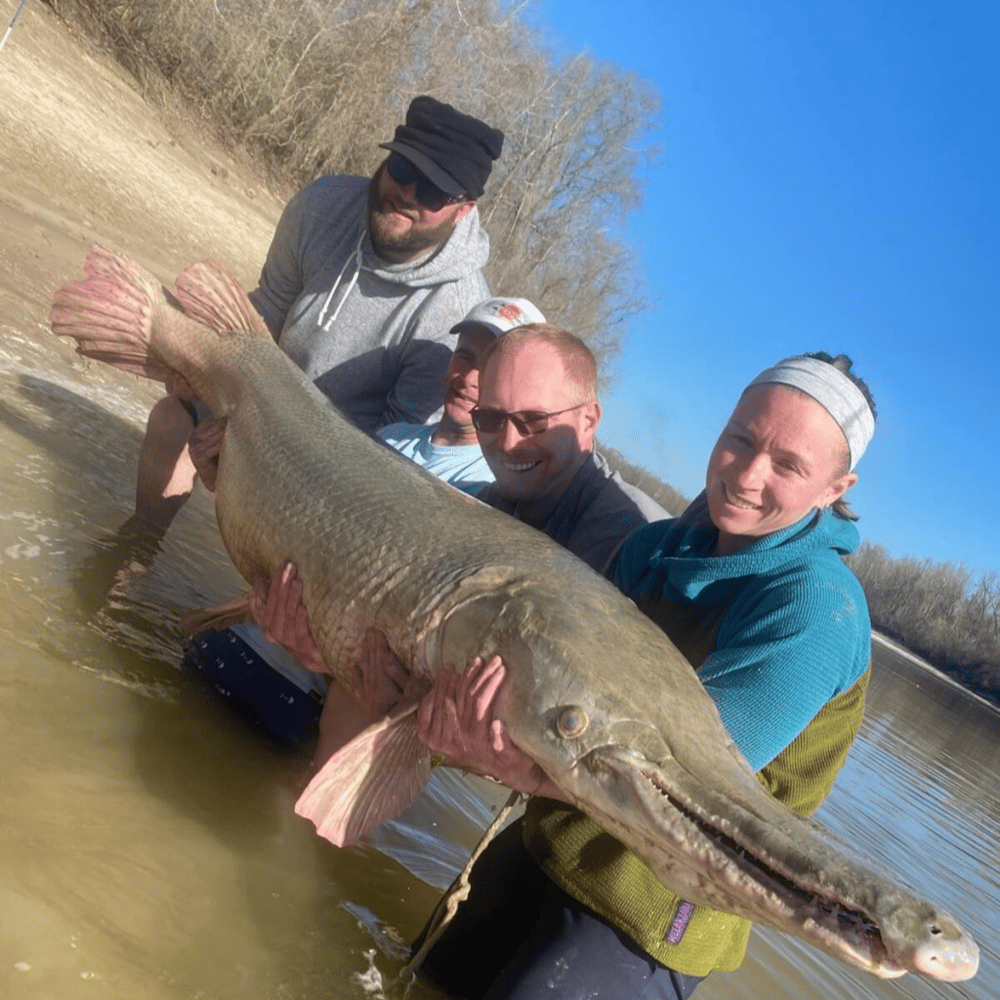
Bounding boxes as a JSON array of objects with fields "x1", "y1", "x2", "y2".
[{"x1": 0, "y1": 3, "x2": 284, "y2": 353}]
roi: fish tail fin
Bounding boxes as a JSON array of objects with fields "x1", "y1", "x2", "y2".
[
  {"x1": 295, "y1": 706, "x2": 431, "y2": 847},
  {"x1": 174, "y1": 260, "x2": 272, "y2": 340},
  {"x1": 49, "y1": 244, "x2": 174, "y2": 381},
  {"x1": 179, "y1": 592, "x2": 253, "y2": 634}
]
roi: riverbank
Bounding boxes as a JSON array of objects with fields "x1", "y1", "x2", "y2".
[
  {"x1": 872, "y1": 632, "x2": 1000, "y2": 713},
  {"x1": 0, "y1": 1, "x2": 282, "y2": 349}
]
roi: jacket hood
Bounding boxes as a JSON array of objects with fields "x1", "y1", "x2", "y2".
[{"x1": 317, "y1": 198, "x2": 491, "y2": 331}]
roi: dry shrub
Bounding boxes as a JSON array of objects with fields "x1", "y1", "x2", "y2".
[
  {"x1": 49, "y1": 0, "x2": 661, "y2": 364},
  {"x1": 847, "y1": 541, "x2": 1000, "y2": 696}
]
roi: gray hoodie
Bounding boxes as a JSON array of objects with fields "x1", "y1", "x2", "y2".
[{"x1": 249, "y1": 175, "x2": 491, "y2": 433}]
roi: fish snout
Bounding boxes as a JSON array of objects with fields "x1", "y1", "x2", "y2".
[
  {"x1": 604, "y1": 720, "x2": 674, "y2": 765},
  {"x1": 907, "y1": 914, "x2": 980, "y2": 981}
]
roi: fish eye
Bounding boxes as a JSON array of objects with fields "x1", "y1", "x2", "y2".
[{"x1": 556, "y1": 706, "x2": 588, "y2": 739}]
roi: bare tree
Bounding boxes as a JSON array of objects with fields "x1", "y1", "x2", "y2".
[{"x1": 847, "y1": 541, "x2": 1000, "y2": 694}]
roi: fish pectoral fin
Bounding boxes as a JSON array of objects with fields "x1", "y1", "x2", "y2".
[
  {"x1": 178, "y1": 593, "x2": 253, "y2": 634},
  {"x1": 295, "y1": 708, "x2": 430, "y2": 848}
]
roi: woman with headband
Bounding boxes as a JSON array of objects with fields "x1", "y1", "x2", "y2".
[{"x1": 416, "y1": 351, "x2": 878, "y2": 1000}]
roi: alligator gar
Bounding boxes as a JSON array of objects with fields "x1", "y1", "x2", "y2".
[{"x1": 49, "y1": 245, "x2": 978, "y2": 982}]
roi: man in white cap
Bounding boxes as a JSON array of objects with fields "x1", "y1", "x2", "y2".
[{"x1": 377, "y1": 297, "x2": 546, "y2": 496}]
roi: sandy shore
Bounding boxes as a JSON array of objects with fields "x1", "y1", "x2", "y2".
[{"x1": 0, "y1": 3, "x2": 283, "y2": 360}]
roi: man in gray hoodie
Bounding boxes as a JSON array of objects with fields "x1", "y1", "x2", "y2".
[{"x1": 134, "y1": 95, "x2": 504, "y2": 531}]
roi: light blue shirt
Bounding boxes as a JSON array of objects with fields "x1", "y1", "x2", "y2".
[{"x1": 377, "y1": 422, "x2": 494, "y2": 496}]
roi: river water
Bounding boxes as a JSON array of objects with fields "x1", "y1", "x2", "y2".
[{"x1": 1, "y1": 328, "x2": 997, "y2": 1000}]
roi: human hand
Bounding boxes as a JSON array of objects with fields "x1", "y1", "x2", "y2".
[
  {"x1": 188, "y1": 415, "x2": 227, "y2": 492},
  {"x1": 248, "y1": 561, "x2": 327, "y2": 673},
  {"x1": 417, "y1": 655, "x2": 547, "y2": 795},
  {"x1": 166, "y1": 372, "x2": 198, "y2": 401},
  {"x1": 354, "y1": 628, "x2": 413, "y2": 720}
]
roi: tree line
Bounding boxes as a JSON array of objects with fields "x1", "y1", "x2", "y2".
[{"x1": 846, "y1": 542, "x2": 1000, "y2": 701}]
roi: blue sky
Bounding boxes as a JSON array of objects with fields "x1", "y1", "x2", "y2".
[{"x1": 531, "y1": 0, "x2": 997, "y2": 577}]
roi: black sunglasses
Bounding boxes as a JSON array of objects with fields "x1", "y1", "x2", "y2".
[
  {"x1": 385, "y1": 153, "x2": 468, "y2": 212},
  {"x1": 471, "y1": 403, "x2": 586, "y2": 436}
]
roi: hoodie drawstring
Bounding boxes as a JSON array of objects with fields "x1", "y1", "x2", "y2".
[{"x1": 318, "y1": 228, "x2": 365, "y2": 331}]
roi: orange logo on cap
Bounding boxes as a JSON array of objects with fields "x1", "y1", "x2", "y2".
[{"x1": 497, "y1": 303, "x2": 522, "y2": 321}]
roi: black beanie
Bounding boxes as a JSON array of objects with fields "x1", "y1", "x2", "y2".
[{"x1": 379, "y1": 96, "x2": 504, "y2": 200}]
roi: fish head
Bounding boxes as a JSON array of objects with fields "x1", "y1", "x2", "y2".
[{"x1": 440, "y1": 577, "x2": 979, "y2": 983}]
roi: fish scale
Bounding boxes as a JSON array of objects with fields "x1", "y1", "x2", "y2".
[{"x1": 48, "y1": 245, "x2": 979, "y2": 983}]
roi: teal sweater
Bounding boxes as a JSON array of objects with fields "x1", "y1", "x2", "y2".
[
  {"x1": 522, "y1": 501, "x2": 873, "y2": 975},
  {"x1": 613, "y1": 500, "x2": 871, "y2": 770}
]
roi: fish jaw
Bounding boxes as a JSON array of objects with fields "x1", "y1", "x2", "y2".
[{"x1": 523, "y1": 739, "x2": 978, "y2": 981}]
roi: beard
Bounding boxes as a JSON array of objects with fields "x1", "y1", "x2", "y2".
[{"x1": 366, "y1": 170, "x2": 459, "y2": 262}]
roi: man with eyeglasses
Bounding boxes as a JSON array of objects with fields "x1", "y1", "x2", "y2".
[
  {"x1": 131, "y1": 95, "x2": 503, "y2": 533},
  {"x1": 377, "y1": 296, "x2": 546, "y2": 497},
  {"x1": 472, "y1": 325, "x2": 669, "y2": 573}
]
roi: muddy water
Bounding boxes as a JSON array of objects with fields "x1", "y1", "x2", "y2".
[{"x1": 2, "y1": 328, "x2": 998, "y2": 1000}]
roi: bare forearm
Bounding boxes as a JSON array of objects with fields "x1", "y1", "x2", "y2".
[{"x1": 311, "y1": 679, "x2": 369, "y2": 775}]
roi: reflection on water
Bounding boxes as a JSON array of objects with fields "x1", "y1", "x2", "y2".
[{"x1": 2, "y1": 331, "x2": 998, "y2": 999}]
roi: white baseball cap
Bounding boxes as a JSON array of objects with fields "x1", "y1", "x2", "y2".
[{"x1": 450, "y1": 297, "x2": 546, "y2": 338}]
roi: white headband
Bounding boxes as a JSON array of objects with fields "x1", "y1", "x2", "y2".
[{"x1": 746, "y1": 356, "x2": 875, "y2": 470}]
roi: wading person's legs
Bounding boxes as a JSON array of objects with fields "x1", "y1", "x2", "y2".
[
  {"x1": 418, "y1": 818, "x2": 703, "y2": 1000},
  {"x1": 134, "y1": 394, "x2": 198, "y2": 530}
]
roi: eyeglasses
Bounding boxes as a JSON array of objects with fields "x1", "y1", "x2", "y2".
[
  {"x1": 471, "y1": 403, "x2": 587, "y2": 436},
  {"x1": 385, "y1": 153, "x2": 468, "y2": 212}
]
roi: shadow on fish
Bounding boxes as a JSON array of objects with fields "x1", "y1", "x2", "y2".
[{"x1": 49, "y1": 245, "x2": 979, "y2": 982}]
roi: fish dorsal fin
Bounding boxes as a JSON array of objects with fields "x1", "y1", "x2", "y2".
[
  {"x1": 295, "y1": 705, "x2": 431, "y2": 847},
  {"x1": 173, "y1": 260, "x2": 273, "y2": 340}
]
